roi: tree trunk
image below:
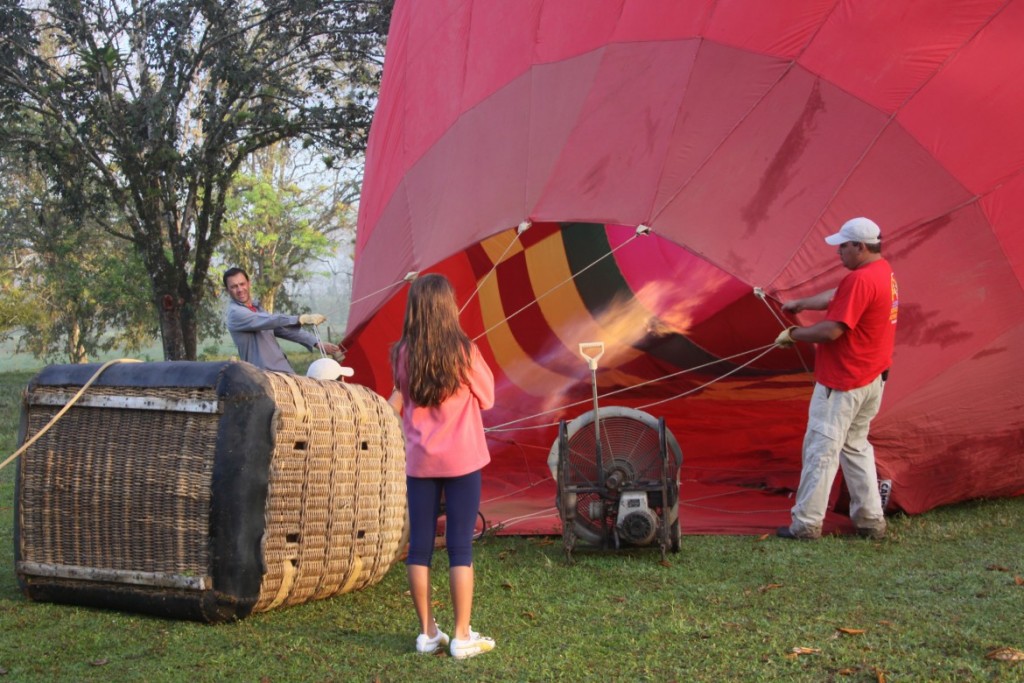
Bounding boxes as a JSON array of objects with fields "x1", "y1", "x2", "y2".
[
  {"x1": 67, "y1": 319, "x2": 88, "y2": 364},
  {"x1": 157, "y1": 292, "x2": 188, "y2": 361},
  {"x1": 155, "y1": 283, "x2": 201, "y2": 361}
]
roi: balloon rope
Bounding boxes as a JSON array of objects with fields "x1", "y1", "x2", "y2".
[
  {"x1": 754, "y1": 286, "x2": 812, "y2": 377},
  {"x1": 484, "y1": 507, "x2": 560, "y2": 532},
  {"x1": 0, "y1": 358, "x2": 143, "y2": 473},
  {"x1": 481, "y1": 477, "x2": 552, "y2": 506},
  {"x1": 484, "y1": 342, "x2": 778, "y2": 433},
  {"x1": 471, "y1": 233, "x2": 640, "y2": 343},
  {"x1": 459, "y1": 229, "x2": 524, "y2": 316},
  {"x1": 310, "y1": 324, "x2": 327, "y2": 358},
  {"x1": 635, "y1": 344, "x2": 778, "y2": 412},
  {"x1": 481, "y1": 478, "x2": 792, "y2": 523},
  {"x1": 348, "y1": 276, "x2": 411, "y2": 307}
]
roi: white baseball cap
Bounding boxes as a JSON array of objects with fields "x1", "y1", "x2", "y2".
[
  {"x1": 306, "y1": 358, "x2": 355, "y2": 380},
  {"x1": 824, "y1": 217, "x2": 881, "y2": 245}
]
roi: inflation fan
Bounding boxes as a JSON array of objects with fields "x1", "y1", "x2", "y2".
[{"x1": 547, "y1": 343, "x2": 682, "y2": 562}]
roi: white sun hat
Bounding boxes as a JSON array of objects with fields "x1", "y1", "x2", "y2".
[{"x1": 306, "y1": 358, "x2": 355, "y2": 381}]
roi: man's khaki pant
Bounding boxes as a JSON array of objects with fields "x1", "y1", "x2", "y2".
[{"x1": 789, "y1": 376, "x2": 887, "y2": 538}]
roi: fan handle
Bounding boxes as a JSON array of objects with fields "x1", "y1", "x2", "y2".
[{"x1": 578, "y1": 342, "x2": 606, "y2": 497}]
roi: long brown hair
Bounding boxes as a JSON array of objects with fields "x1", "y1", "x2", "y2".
[{"x1": 390, "y1": 274, "x2": 472, "y2": 407}]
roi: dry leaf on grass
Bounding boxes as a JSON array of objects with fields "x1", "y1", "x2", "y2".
[
  {"x1": 986, "y1": 564, "x2": 1010, "y2": 572},
  {"x1": 985, "y1": 647, "x2": 1024, "y2": 661},
  {"x1": 89, "y1": 659, "x2": 109, "y2": 667},
  {"x1": 1013, "y1": 575, "x2": 1024, "y2": 586},
  {"x1": 757, "y1": 533, "x2": 770, "y2": 541},
  {"x1": 837, "y1": 627, "x2": 866, "y2": 635},
  {"x1": 790, "y1": 646, "x2": 821, "y2": 655},
  {"x1": 758, "y1": 583, "x2": 784, "y2": 593}
]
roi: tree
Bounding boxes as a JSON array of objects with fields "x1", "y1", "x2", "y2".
[
  {"x1": 0, "y1": 252, "x2": 33, "y2": 344},
  {"x1": 0, "y1": 0, "x2": 390, "y2": 360},
  {"x1": 0, "y1": 151, "x2": 156, "y2": 363},
  {"x1": 219, "y1": 141, "x2": 359, "y2": 314}
]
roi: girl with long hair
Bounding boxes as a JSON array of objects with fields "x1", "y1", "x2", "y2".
[{"x1": 389, "y1": 274, "x2": 496, "y2": 659}]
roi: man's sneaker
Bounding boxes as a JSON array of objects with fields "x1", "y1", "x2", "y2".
[
  {"x1": 776, "y1": 526, "x2": 819, "y2": 540},
  {"x1": 449, "y1": 629, "x2": 495, "y2": 659},
  {"x1": 856, "y1": 526, "x2": 886, "y2": 540},
  {"x1": 415, "y1": 626, "x2": 450, "y2": 654}
]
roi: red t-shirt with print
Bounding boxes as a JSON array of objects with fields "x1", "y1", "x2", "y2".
[{"x1": 815, "y1": 258, "x2": 898, "y2": 391}]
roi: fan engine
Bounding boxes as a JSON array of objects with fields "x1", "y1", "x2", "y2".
[
  {"x1": 547, "y1": 343, "x2": 682, "y2": 562},
  {"x1": 548, "y1": 406, "x2": 682, "y2": 561}
]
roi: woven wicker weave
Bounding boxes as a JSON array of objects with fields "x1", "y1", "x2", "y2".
[
  {"x1": 18, "y1": 385, "x2": 218, "y2": 579},
  {"x1": 255, "y1": 373, "x2": 406, "y2": 611},
  {"x1": 15, "y1": 361, "x2": 406, "y2": 621}
]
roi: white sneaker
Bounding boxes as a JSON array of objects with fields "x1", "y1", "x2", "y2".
[
  {"x1": 415, "y1": 626, "x2": 450, "y2": 654},
  {"x1": 449, "y1": 629, "x2": 495, "y2": 659}
]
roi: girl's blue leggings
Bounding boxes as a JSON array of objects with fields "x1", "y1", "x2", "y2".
[{"x1": 405, "y1": 469, "x2": 481, "y2": 567}]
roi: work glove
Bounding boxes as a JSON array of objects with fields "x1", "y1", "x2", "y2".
[
  {"x1": 774, "y1": 326, "x2": 798, "y2": 348},
  {"x1": 299, "y1": 313, "x2": 326, "y2": 326}
]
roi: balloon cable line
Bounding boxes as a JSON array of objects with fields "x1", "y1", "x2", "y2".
[
  {"x1": 310, "y1": 323, "x2": 347, "y2": 358},
  {"x1": 471, "y1": 231, "x2": 642, "y2": 343},
  {"x1": 348, "y1": 274, "x2": 413, "y2": 307},
  {"x1": 481, "y1": 494, "x2": 791, "y2": 529},
  {"x1": 459, "y1": 226, "x2": 526, "y2": 316},
  {"x1": 635, "y1": 343, "x2": 779, "y2": 412},
  {"x1": 485, "y1": 342, "x2": 779, "y2": 433},
  {"x1": 0, "y1": 358, "x2": 143, "y2": 473},
  {"x1": 754, "y1": 286, "x2": 812, "y2": 376}
]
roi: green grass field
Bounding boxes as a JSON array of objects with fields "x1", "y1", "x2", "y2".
[{"x1": 1, "y1": 368, "x2": 1023, "y2": 682}]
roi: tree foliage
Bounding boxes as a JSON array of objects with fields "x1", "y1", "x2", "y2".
[
  {"x1": 0, "y1": 253, "x2": 33, "y2": 344},
  {"x1": 0, "y1": 0, "x2": 391, "y2": 360},
  {"x1": 0, "y1": 152, "x2": 156, "y2": 363},
  {"x1": 219, "y1": 142, "x2": 358, "y2": 314}
]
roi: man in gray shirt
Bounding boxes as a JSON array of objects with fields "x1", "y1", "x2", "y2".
[{"x1": 224, "y1": 267, "x2": 340, "y2": 373}]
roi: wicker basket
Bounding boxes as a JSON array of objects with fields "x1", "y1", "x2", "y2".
[{"x1": 14, "y1": 361, "x2": 406, "y2": 622}]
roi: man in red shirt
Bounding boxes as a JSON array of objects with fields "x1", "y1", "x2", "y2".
[{"x1": 774, "y1": 217, "x2": 899, "y2": 540}]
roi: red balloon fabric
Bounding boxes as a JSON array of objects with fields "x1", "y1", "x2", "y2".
[{"x1": 345, "y1": 0, "x2": 1024, "y2": 535}]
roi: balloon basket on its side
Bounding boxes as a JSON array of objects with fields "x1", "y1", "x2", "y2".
[{"x1": 13, "y1": 361, "x2": 406, "y2": 623}]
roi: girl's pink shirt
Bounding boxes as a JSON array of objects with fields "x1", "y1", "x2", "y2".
[{"x1": 396, "y1": 343, "x2": 494, "y2": 478}]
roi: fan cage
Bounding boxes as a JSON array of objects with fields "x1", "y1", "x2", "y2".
[{"x1": 547, "y1": 406, "x2": 682, "y2": 549}]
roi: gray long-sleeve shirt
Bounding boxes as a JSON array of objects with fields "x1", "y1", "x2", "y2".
[{"x1": 225, "y1": 299, "x2": 319, "y2": 373}]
